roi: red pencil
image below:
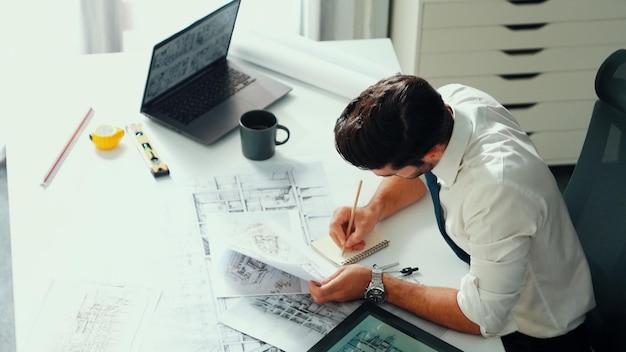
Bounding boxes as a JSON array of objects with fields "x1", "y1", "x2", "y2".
[{"x1": 41, "y1": 107, "x2": 95, "y2": 187}]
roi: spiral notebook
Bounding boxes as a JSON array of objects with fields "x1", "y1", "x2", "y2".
[{"x1": 310, "y1": 231, "x2": 390, "y2": 266}]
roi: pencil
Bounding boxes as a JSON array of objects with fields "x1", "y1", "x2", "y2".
[
  {"x1": 41, "y1": 107, "x2": 95, "y2": 187},
  {"x1": 341, "y1": 179, "x2": 363, "y2": 256}
]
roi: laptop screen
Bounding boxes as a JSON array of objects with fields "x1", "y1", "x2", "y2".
[{"x1": 142, "y1": 0, "x2": 240, "y2": 105}]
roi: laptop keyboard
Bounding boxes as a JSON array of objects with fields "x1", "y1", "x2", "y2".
[{"x1": 155, "y1": 66, "x2": 256, "y2": 125}]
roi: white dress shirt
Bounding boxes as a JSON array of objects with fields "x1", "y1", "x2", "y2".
[{"x1": 431, "y1": 84, "x2": 595, "y2": 338}]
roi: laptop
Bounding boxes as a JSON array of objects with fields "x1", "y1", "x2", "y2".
[{"x1": 139, "y1": 0, "x2": 292, "y2": 144}]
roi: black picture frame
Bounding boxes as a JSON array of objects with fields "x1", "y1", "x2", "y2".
[{"x1": 308, "y1": 302, "x2": 462, "y2": 352}]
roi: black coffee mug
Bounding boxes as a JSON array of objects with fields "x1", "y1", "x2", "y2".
[{"x1": 239, "y1": 110, "x2": 290, "y2": 160}]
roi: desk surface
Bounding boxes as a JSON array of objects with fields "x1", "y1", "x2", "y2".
[{"x1": 5, "y1": 39, "x2": 503, "y2": 352}]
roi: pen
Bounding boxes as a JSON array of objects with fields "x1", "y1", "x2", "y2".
[
  {"x1": 41, "y1": 107, "x2": 95, "y2": 187},
  {"x1": 341, "y1": 179, "x2": 363, "y2": 256}
]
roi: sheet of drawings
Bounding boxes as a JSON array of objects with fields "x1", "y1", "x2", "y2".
[
  {"x1": 216, "y1": 298, "x2": 289, "y2": 352},
  {"x1": 208, "y1": 211, "x2": 310, "y2": 297},
  {"x1": 177, "y1": 161, "x2": 340, "y2": 351},
  {"x1": 24, "y1": 280, "x2": 161, "y2": 352},
  {"x1": 218, "y1": 294, "x2": 360, "y2": 351},
  {"x1": 185, "y1": 162, "x2": 335, "y2": 253},
  {"x1": 208, "y1": 212, "x2": 337, "y2": 298},
  {"x1": 137, "y1": 223, "x2": 224, "y2": 352}
]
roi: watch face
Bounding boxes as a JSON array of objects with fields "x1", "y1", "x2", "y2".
[{"x1": 366, "y1": 287, "x2": 386, "y2": 303}]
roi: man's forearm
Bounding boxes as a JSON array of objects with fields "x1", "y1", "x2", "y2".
[{"x1": 384, "y1": 274, "x2": 481, "y2": 335}]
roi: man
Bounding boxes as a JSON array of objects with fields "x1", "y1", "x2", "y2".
[{"x1": 308, "y1": 75, "x2": 595, "y2": 351}]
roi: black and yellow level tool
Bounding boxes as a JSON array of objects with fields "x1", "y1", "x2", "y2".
[{"x1": 126, "y1": 123, "x2": 170, "y2": 177}]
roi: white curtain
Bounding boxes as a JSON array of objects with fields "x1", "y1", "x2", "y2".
[
  {"x1": 80, "y1": 0, "x2": 123, "y2": 53},
  {"x1": 303, "y1": 0, "x2": 390, "y2": 41}
]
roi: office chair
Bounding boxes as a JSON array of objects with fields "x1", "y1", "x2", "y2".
[{"x1": 563, "y1": 49, "x2": 626, "y2": 352}]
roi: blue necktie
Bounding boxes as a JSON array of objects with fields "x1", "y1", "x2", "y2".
[{"x1": 424, "y1": 171, "x2": 470, "y2": 264}]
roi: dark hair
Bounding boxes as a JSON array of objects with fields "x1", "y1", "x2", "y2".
[{"x1": 334, "y1": 75, "x2": 453, "y2": 170}]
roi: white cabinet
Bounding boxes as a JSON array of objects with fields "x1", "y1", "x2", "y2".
[{"x1": 390, "y1": 0, "x2": 626, "y2": 165}]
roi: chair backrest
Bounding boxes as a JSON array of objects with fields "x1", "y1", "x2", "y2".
[{"x1": 563, "y1": 49, "x2": 626, "y2": 352}]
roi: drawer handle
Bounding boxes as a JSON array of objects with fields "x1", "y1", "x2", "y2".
[
  {"x1": 504, "y1": 23, "x2": 547, "y2": 31},
  {"x1": 507, "y1": 0, "x2": 548, "y2": 4},
  {"x1": 504, "y1": 103, "x2": 537, "y2": 110},
  {"x1": 499, "y1": 73, "x2": 541, "y2": 80},
  {"x1": 502, "y1": 48, "x2": 544, "y2": 56}
]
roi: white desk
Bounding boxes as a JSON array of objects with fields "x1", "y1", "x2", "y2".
[{"x1": 5, "y1": 39, "x2": 503, "y2": 351}]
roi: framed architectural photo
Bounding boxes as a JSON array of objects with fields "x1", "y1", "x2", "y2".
[{"x1": 308, "y1": 302, "x2": 462, "y2": 351}]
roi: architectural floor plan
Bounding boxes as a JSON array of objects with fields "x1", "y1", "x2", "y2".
[
  {"x1": 180, "y1": 162, "x2": 340, "y2": 351},
  {"x1": 187, "y1": 162, "x2": 334, "y2": 254}
]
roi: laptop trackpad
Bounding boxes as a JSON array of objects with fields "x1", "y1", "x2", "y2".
[{"x1": 193, "y1": 99, "x2": 256, "y2": 143}]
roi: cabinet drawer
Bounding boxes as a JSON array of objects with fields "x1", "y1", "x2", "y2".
[
  {"x1": 509, "y1": 100, "x2": 594, "y2": 133},
  {"x1": 419, "y1": 45, "x2": 622, "y2": 77},
  {"x1": 421, "y1": 19, "x2": 626, "y2": 53},
  {"x1": 430, "y1": 70, "x2": 596, "y2": 105},
  {"x1": 421, "y1": 0, "x2": 626, "y2": 28},
  {"x1": 530, "y1": 130, "x2": 586, "y2": 165}
]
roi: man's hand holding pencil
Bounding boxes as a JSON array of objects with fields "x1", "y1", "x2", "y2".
[{"x1": 329, "y1": 180, "x2": 378, "y2": 253}]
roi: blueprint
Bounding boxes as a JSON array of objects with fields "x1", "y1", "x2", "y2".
[
  {"x1": 152, "y1": 162, "x2": 338, "y2": 352},
  {"x1": 25, "y1": 281, "x2": 160, "y2": 352}
]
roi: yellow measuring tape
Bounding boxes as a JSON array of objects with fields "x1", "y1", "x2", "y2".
[{"x1": 89, "y1": 125, "x2": 125, "y2": 150}]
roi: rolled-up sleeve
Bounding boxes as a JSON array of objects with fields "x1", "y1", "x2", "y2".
[{"x1": 452, "y1": 183, "x2": 543, "y2": 336}]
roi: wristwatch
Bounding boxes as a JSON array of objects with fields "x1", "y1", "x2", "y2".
[{"x1": 364, "y1": 264, "x2": 386, "y2": 303}]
